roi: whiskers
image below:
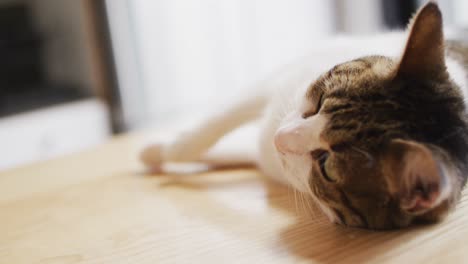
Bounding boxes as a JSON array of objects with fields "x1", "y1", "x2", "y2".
[{"x1": 288, "y1": 186, "x2": 328, "y2": 225}]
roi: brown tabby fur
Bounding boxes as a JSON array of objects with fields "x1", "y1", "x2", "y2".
[{"x1": 306, "y1": 2, "x2": 468, "y2": 229}]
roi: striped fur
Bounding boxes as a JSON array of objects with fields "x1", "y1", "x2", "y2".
[{"x1": 303, "y1": 4, "x2": 468, "y2": 229}]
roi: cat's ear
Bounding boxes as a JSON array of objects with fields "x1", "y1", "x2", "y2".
[
  {"x1": 383, "y1": 139, "x2": 450, "y2": 215},
  {"x1": 396, "y1": 2, "x2": 447, "y2": 80}
]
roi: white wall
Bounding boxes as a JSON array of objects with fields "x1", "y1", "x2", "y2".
[
  {"x1": 108, "y1": 0, "x2": 336, "y2": 128},
  {"x1": 453, "y1": 0, "x2": 468, "y2": 27},
  {"x1": 335, "y1": 0, "x2": 383, "y2": 34}
]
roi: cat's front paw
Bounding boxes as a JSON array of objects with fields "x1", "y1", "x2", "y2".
[{"x1": 140, "y1": 144, "x2": 165, "y2": 169}]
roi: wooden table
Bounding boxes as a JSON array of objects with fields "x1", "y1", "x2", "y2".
[{"x1": 1, "y1": 132, "x2": 468, "y2": 264}]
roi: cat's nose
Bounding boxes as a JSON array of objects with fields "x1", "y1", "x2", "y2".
[
  {"x1": 274, "y1": 126, "x2": 307, "y2": 155},
  {"x1": 274, "y1": 113, "x2": 329, "y2": 155}
]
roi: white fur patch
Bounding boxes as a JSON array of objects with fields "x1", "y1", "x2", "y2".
[
  {"x1": 273, "y1": 111, "x2": 329, "y2": 193},
  {"x1": 372, "y1": 59, "x2": 393, "y2": 77}
]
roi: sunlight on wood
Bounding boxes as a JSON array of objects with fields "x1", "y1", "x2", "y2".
[{"x1": 1, "y1": 131, "x2": 468, "y2": 263}]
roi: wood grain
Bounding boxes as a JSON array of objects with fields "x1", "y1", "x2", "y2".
[{"x1": 1, "y1": 132, "x2": 468, "y2": 263}]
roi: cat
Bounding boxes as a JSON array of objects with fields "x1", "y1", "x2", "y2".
[{"x1": 140, "y1": 2, "x2": 468, "y2": 229}]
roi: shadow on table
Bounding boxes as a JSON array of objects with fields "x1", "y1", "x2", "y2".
[{"x1": 142, "y1": 167, "x2": 432, "y2": 264}]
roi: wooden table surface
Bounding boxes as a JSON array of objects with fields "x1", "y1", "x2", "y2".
[{"x1": 1, "y1": 131, "x2": 468, "y2": 264}]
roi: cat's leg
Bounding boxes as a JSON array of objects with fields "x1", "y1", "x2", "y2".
[
  {"x1": 140, "y1": 93, "x2": 268, "y2": 168},
  {"x1": 141, "y1": 123, "x2": 260, "y2": 168}
]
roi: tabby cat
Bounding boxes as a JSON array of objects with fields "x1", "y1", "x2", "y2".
[{"x1": 141, "y1": 2, "x2": 468, "y2": 229}]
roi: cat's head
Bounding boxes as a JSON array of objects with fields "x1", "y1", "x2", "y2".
[{"x1": 274, "y1": 2, "x2": 468, "y2": 229}]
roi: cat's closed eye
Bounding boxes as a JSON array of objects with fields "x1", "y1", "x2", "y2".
[{"x1": 311, "y1": 149, "x2": 336, "y2": 182}]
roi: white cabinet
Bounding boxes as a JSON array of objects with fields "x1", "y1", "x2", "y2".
[{"x1": 0, "y1": 99, "x2": 110, "y2": 171}]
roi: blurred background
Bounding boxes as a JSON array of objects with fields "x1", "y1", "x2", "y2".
[{"x1": 0, "y1": 0, "x2": 466, "y2": 171}]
